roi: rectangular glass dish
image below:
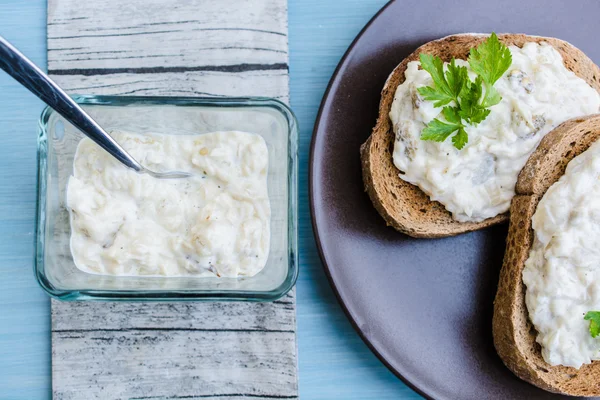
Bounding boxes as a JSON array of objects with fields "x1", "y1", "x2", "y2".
[{"x1": 35, "y1": 95, "x2": 298, "y2": 301}]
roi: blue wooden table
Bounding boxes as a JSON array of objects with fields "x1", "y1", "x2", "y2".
[{"x1": 0, "y1": 1, "x2": 421, "y2": 398}]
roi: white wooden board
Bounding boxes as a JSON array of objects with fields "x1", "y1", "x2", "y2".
[{"x1": 47, "y1": 1, "x2": 297, "y2": 399}]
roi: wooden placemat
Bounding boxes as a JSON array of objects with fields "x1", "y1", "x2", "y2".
[{"x1": 47, "y1": 1, "x2": 297, "y2": 399}]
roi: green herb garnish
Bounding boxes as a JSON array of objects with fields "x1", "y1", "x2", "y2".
[
  {"x1": 584, "y1": 311, "x2": 600, "y2": 338},
  {"x1": 418, "y1": 32, "x2": 512, "y2": 149}
]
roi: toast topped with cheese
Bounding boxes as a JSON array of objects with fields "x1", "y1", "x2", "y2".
[
  {"x1": 493, "y1": 114, "x2": 600, "y2": 396},
  {"x1": 360, "y1": 34, "x2": 600, "y2": 238}
]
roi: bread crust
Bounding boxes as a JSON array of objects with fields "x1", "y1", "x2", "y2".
[
  {"x1": 360, "y1": 33, "x2": 600, "y2": 238},
  {"x1": 493, "y1": 114, "x2": 600, "y2": 396}
]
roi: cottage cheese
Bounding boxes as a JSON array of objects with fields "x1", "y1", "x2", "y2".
[
  {"x1": 390, "y1": 41, "x2": 600, "y2": 222},
  {"x1": 67, "y1": 131, "x2": 270, "y2": 278}
]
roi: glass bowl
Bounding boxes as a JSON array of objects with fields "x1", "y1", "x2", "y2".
[{"x1": 35, "y1": 95, "x2": 298, "y2": 301}]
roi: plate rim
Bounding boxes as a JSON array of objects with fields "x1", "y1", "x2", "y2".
[{"x1": 308, "y1": 0, "x2": 434, "y2": 398}]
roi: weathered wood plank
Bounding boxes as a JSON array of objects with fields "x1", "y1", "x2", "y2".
[
  {"x1": 51, "y1": 71, "x2": 289, "y2": 102},
  {"x1": 47, "y1": 0, "x2": 287, "y2": 71},
  {"x1": 52, "y1": 294, "x2": 296, "y2": 332},
  {"x1": 48, "y1": 0, "x2": 296, "y2": 398},
  {"x1": 52, "y1": 330, "x2": 297, "y2": 400}
]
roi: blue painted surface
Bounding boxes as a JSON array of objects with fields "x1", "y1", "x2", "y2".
[{"x1": 0, "y1": 0, "x2": 421, "y2": 398}]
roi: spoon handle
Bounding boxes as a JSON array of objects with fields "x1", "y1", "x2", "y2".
[{"x1": 0, "y1": 35, "x2": 143, "y2": 173}]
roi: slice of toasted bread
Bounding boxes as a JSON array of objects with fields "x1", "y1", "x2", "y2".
[
  {"x1": 493, "y1": 114, "x2": 600, "y2": 396},
  {"x1": 360, "y1": 34, "x2": 600, "y2": 238}
]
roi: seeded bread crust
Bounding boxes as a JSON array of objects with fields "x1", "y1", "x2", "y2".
[
  {"x1": 493, "y1": 114, "x2": 600, "y2": 396},
  {"x1": 360, "y1": 33, "x2": 600, "y2": 238}
]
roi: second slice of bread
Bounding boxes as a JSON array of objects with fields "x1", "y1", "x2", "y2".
[
  {"x1": 493, "y1": 114, "x2": 600, "y2": 396},
  {"x1": 360, "y1": 33, "x2": 600, "y2": 238}
]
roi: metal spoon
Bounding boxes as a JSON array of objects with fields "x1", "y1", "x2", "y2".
[{"x1": 0, "y1": 35, "x2": 191, "y2": 179}]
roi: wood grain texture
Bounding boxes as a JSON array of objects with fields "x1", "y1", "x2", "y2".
[
  {"x1": 52, "y1": 294, "x2": 296, "y2": 332},
  {"x1": 48, "y1": 0, "x2": 289, "y2": 102},
  {"x1": 48, "y1": 71, "x2": 289, "y2": 101},
  {"x1": 52, "y1": 330, "x2": 297, "y2": 400},
  {"x1": 48, "y1": 0, "x2": 296, "y2": 399}
]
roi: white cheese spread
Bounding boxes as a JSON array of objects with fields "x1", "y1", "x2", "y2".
[
  {"x1": 390, "y1": 41, "x2": 600, "y2": 222},
  {"x1": 523, "y1": 139, "x2": 600, "y2": 368},
  {"x1": 67, "y1": 131, "x2": 270, "y2": 278}
]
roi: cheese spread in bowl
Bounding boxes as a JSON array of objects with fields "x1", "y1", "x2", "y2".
[
  {"x1": 523, "y1": 139, "x2": 600, "y2": 368},
  {"x1": 390, "y1": 42, "x2": 600, "y2": 222},
  {"x1": 35, "y1": 96, "x2": 297, "y2": 301},
  {"x1": 68, "y1": 131, "x2": 270, "y2": 278}
]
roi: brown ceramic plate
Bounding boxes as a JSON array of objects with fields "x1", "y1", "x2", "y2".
[{"x1": 309, "y1": 0, "x2": 600, "y2": 399}]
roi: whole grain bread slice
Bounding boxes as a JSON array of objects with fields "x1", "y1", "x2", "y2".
[
  {"x1": 360, "y1": 33, "x2": 600, "y2": 238},
  {"x1": 493, "y1": 114, "x2": 600, "y2": 396}
]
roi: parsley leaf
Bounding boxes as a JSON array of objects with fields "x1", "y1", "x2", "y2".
[
  {"x1": 451, "y1": 128, "x2": 469, "y2": 150},
  {"x1": 418, "y1": 86, "x2": 454, "y2": 108},
  {"x1": 418, "y1": 32, "x2": 512, "y2": 150},
  {"x1": 419, "y1": 107, "x2": 470, "y2": 150},
  {"x1": 420, "y1": 118, "x2": 461, "y2": 142},
  {"x1": 417, "y1": 56, "x2": 469, "y2": 108},
  {"x1": 459, "y1": 77, "x2": 491, "y2": 124},
  {"x1": 481, "y1": 85, "x2": 502, "y2": 109},
  {"x1": 468, "y1": 32, "x2": 513, "y2": 86},
  {"x1": 420, "y1": 106, "x2": 465, "y2": 145},
  {"x1": 442, "y1": 105, "x2": 462, "y2": 124},
  {"x1": 584, "y1": 311, "x2": 600, "y2": 338},
  {"x1": 446, "y1": 59, "x2": 469, "y2": 101},
  {"x1": 419, "y1": 54, "x2": 447, "y2": 89},
  {"x1": 469, "y1": 32, "x2": 512, "y2": 109},
  {"x1": 421, "y1": 118, "x2": 462, "y2": 142}
]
